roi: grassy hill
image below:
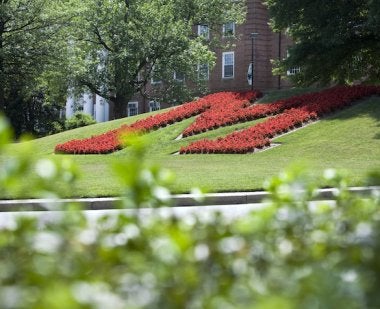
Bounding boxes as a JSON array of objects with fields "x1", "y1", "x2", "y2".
[{"x1": 3, "y1": 89, "x2": 380, "y2": 198}]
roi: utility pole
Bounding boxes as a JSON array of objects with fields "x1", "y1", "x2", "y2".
[{"x1": 251, "y1": 32, "x2": 259, "y2": 91}]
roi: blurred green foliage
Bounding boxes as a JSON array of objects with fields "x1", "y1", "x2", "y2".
[{"x1": 0, "y1": 114, "x2": 380, "y2": 308}]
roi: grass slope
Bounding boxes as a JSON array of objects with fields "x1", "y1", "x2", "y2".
[{"x1": 3, "y1": 91, "x2": 380, "y2": 197}]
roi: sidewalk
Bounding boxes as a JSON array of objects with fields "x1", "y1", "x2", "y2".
[{"x1": 0, "y1": 186, "x2": 379, "y2": 212}]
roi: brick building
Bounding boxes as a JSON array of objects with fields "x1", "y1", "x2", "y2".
[
  {"x1": 66, "y1": 0, "x2": 293, "y2": 121},
  {"x1": 208, "y1": 0, "x2": 293, "y2": 93}
]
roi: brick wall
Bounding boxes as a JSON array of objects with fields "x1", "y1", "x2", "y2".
[{"x1": 208, "y1": 0, "x2": 293, "y2": 93}]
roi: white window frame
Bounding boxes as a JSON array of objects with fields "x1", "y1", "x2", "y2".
[
  {"x1": 287, "y1": 67, "x2": 301, "y2": 76},
  {"x1": 222, "y1": 52, "x2": 234, "y2": 79},
  {"x1": 198, "y1": 24, "x2": 210, "y2": 40},
  {"x1": 286, "y1": 49, "x2": 301, "y2": 76},
  {"x1": 197, "y1": 63, "x2": 209, "y2": 80},
  {"x1": 127, "y1": 101, "x2": 139, "y2": 117},
  {"x1": 223, "y1": 22, "x2": 235, "y2": 37},
  {"x1": 149, "y1": 101, "x2": 160, "y2": 112}
]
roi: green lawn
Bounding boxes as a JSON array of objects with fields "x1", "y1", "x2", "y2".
[{"x1": 3, "y1": 90, "x2": 380, "y2": 198}]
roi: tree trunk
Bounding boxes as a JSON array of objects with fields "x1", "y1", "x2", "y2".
[
  {"x1": 0, "y1": 81, "x2": 4, "y2": 112},
  {"x1": 114, "y1": 99, "x2": 126, "y2": 119},
  {"x1": 108, "y1": 99, "x2": 115, "y2": 120},
  {"x1": 109, "y1": 94, "x2": 129, "y2": 119}
]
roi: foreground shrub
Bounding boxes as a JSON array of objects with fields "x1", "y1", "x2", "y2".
[{"x1": 2, "y1": 115, "x2": 380, "y2": 308}]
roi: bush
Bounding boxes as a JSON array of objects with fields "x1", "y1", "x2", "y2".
[
  {"x1": 65, "y1": 112, "x2": 96, "y2": 130},
  {"x1": 49, "y1": 120, "x2": 65, "y2": 134},
  {"x1": 1, "y1": 114, "x2": 380, "y2": 308}
]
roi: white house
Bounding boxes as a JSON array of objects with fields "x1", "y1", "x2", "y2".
[{"x1": 65, "y1": 91, "x2": 110, "y2": 122}]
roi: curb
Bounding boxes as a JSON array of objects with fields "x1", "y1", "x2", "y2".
[{"x1": 0, "y1": 186, "x2": 379, "y2": 212}]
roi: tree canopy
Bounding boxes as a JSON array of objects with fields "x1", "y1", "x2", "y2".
[
  {"x1": 69, "y1": 0, "x2": 246, "y2": 118},
  {"x1": 265, "y1": 0, "x2": 380, "y2": 85},
  {"x1": 0, "y1": 0, "x2": 246, "y2": 131},
  {"x1": 0, "y1": 0, "x2": 77, "y2": 136}
]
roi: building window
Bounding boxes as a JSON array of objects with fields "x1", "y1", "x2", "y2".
[
  {"x1": 150, "y1": 66, "x2": 161, "y2": 85},
  {"x1": 197, "y1": 63, "x2": 209, "y2": 80},
  {"x1": 198, "y1": 25, "x2": 209, "y2": 40},
  {"x1": 287, "y1": 67, "x2": 301, "y2": 76},
  {"x1": 173, "y1": 71, "x2": 185, "y2": 82},
  {"x1": 286, "y1": 49, "x2": 300, "y2": 76},
  {"x1": 222, "y1": 52, "x2": 234, "y2": 78},
  {"x1": 149, "y1": 101, "x2": 160, "y2": 112},
  {"x1": 223, "y1": 22, "x2": 235, "y2": 37},
  {"x1": 128, "y1": 101, "x2": 138, "y2": 117}
]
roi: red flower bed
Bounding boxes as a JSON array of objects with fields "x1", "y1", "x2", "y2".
[
  {"x1": 179, "y1": 108, "x2": 316, "y2": 154},
  {"x1": 128, "y1": 90, "x2": 260, "y2": 132},
  {"x1": 55, "y1": 90, "x2": 260, "y2": 154},
  {"x1": 182, "y1": 91, "x2": 263, "y2": 136},
  {"x1": 181, "y1": 85, "x2": 380, "y2": 137},
  {"x1": 55, "y1": 85, "x2": 379, "y2": 155},
  {"x1": 179, "y1": 85, "x2": 380, "y2": 154},
  {"x1": 54, "y1": 128, "x2": 129, "y2": 154},
  {"x1": 181, "y1": 91, "x2": 309, "y2": 137}
]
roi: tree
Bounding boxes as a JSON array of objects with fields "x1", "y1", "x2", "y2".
[
  {"x1": 5, "y1": 91, "x2": 64, "y2": 137},
  {"x1": 0, "y1": 0, "x2": 74, "y2": 136},
  {"x1": 69, "y1": 0, "x2": 246, "y2": 119},
  {"x1": 265, "y1": 0, "x2": 380, "y2": 86}
]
